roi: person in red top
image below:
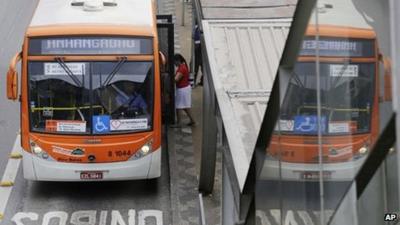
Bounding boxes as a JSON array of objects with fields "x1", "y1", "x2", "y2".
[{"x1": 172, "y1": 54, "x2": 196, "y2": 127}]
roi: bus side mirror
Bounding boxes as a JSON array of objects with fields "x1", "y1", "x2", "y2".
[
  {"x1": 379, "y1": 54, "x2": 392, "y2": 102},
  {"x1": 159, "y1": 51, "x2": 166, "y2": 67},
  {"x1": 6, "y1": 52, "x2": 22, "y2": 101}
]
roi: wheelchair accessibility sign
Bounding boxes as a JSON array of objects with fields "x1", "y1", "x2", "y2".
[
  {"x1": 93, "y1": 115, "x2": 110, "y2": 133},
  {"x1": 294, "y1": 115, "x2": 327, "y2": 134}
]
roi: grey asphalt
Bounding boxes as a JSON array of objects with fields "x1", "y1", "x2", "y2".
[
  {"x1": 0, "y1": 0, "x2": 37, "y2": 183},
  {"x1": 2, "y1": 148, "x2": 171, "y2": 225}
]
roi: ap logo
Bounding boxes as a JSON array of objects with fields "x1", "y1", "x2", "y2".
[{"x1": 384, "y1": 213, "x2": 398, "y2": 221}]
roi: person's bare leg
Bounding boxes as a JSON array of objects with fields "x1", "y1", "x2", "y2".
[
  {"x1": 183, "y1": 108, "x2": 196, "y2": 124},
  {"x1": 176, "y1": 109, "x2": 182, "y2": 125}
]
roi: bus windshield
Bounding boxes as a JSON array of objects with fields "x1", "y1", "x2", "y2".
[
  {"x1": 29, "y1": 61, "x2": 154, "y2": 134},
  {"x1": 279, "y1": 62, "x2": 375, "y2": 135}
]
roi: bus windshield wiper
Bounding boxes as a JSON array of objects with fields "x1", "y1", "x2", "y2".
[
  {"x1": 55, "y1": 57, "x2": 83, "y2": 87},
  {"x1": 102, "y1": 56, "x2": 128, "y2": 87},
  {"x1": 292, "y1": 71, "x2": 305, "y2": 88}
]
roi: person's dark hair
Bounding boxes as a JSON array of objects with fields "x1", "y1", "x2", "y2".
[{"x1": 174, "y1": 53, "x2": 188, "y2": 67}]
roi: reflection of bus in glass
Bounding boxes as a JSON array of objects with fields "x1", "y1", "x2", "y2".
[
  {"x1": 6, "y1": 0, "x2": 164, "y2": 181},
  {"x1": 263, "y1": 3, "x2": 390, "y2": 181}
]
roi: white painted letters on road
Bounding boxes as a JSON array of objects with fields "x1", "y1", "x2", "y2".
[
  {"x1": 11, "y1": 212, "x2": 39, "y2": 225},
  {"x1": 42, "y1": 211, "x2": 68, "y2": 225},
  {"x1": 138, "y1": 210, "x2": 162, "y2": 225},
  {"x1": 10, "y1": 209, "x2": 163, "y2": 225},
  {"x1": 70, "y1": 210, "x2": 96, "y2": 225}
]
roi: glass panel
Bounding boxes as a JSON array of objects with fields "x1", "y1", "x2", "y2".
[
  {"x1": 320, "y1": 0, "x2": 392, "y2": 223},
  {"x1": 29, "y1": 61, "x2": 154, "y2": 134},
  {"x1": 280, "y1": 62, "x2": 375, "y2": 137},
  {"x1": 29, "y1": 62, "x2": 91, "y2": 134},
  {"x1": 256, "y1": 0, "x2": 393, "y2": 224},
  {"x1": 92, "y1": 62, "x2": 154, "y2": 134}
]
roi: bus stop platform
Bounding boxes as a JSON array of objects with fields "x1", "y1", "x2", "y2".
[{"x1": 160, "y1": 0, "x2": 222, "y2": 224}]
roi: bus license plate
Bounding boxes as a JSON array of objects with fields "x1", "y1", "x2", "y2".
[
  {"x1": 301, "y1": 171, "x2": 332, "y2": 180},
  {"x1": 80, "y1": 171, "x2": 103, "y2": 180}
]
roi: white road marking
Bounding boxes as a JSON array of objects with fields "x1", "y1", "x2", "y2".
[
  {"x1": 10, "y1": 210, "x2": 163, "y2": 225},
  {"x1": 0, "y1": 135, "x2": 22, "y2": 218},
  {"x1": 99, "y1": 211, "x2": 108, "y2": 225},
  {"x1": 270, "y1": 209, "x2": 281, "y2": 223},
  {"x1": 256, "y1": 210, "x2": 272, "y2": 225},
  {"x1": 42, "y1": 211, "x2": 68, "y2": 225},
  {"x1": 256, "y1": 209, "x2": 336, "y2": 225},
  {"x1": 70, "y1": 210, "x2": 96, "y2": 225},
  {"x1": 298, "y1": 210, "x2": 314, "y2": 224},
  {"x1": 11, "y1": 212, "x2": 38, "y2": 225},
  {"x1": 138, "y1": 210, "x2": 162, "y2": 225}
]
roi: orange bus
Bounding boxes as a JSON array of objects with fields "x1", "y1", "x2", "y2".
[
  {"x1": 263, "y1": 8, "x2": 391, "y2": 181},
  {"x1": 6, "y1": 0, "x2": 164, "y2": 181}
]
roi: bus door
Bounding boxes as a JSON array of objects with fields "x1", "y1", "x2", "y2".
[{"x1": 157, "y1": 14, "x2": 175, "y2": 125}]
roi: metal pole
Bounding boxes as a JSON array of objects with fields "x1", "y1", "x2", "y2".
[
  {"x1": 315, "y1": 5, "x2": 326, "y2": 225},
  {"x1": 181, "y1": 0, "x2": 185, "y2": 26},
  {"x1": 389, "y1": 0, "x2": 400, "y2": 210},
  {"x1": 198, "y1": 193, "x2": 207, "y2": 225},
  {"x1": 191, "y1": 4, "x2": 196, "y2": 86}
]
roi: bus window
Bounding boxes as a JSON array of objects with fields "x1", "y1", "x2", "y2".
[
  {"x1": 28, "y1": 61, "x2": 154, "y2": 134},
  {"x1": 29, "y1": 62, "x2": 91, "y2": 133},
  {"x1": 92, "y1": 61, "x2": 154, "y2": 134},
  {"x1": 280, "y1": 62, "x2": 375, "y2": 135}
]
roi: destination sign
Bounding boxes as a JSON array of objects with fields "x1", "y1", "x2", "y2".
[
  {"x1": 29, "y1": 37, "x2": 153, "y2": 55},
  {"x1": 299, "y1": 38, "x2": 374, "y2": 57}
]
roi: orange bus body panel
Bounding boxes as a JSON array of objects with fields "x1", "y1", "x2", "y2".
[{"x1": 20, "y1": 5, "x2": 162, "y2": 164}]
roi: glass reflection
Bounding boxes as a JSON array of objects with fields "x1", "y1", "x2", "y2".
[{"x1": 256, "y1": 0, "x2": 392, "y2": 224}]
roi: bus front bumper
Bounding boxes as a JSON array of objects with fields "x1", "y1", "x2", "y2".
[
  {"x1": 260, "y1": 155, "x2": 366, "y2": 182},
  {"x1": 22, "y1": 148, "x2": 161, "y2": 181}
]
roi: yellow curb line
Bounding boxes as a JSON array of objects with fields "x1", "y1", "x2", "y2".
[
  {"x1": 0, "y1": 181, "x2": 14, "y2": 187},
  {"x1": 10, "y1": 152, "x2": 22, "y2": 159},
  {"x1": 0, "y1": 213, "x2": 3, "y2": 220}
]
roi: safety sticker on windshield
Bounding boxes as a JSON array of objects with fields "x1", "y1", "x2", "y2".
[
  {"x1": 330, "y1": 64, "x2": 358, "y2": 77},
  {"x1": 275, "y1": 120, "x2": 294, "y2": 131},
  {"x1": 44, "y1": 63, "x2": 86, "y2": 75},
  {"x1": 329, "y1": 122, "x2": 350, "y2": 133},
  {"x1": 110, "y1": 118, "x2": 148, "y2": 131},
  {"x1": 45, "y1": 120, "x2": 86, "y2": 132},
  {"x1": 93, "y1": 115, "x2": 110, "y2": 134}
]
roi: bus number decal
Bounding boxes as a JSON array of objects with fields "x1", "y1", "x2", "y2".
[{"x1": 115, "y1": 150, "x2": 132, "y2": 157}]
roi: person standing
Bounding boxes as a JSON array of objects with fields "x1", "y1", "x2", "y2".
[
  {"x1": 173, "y1": 54, "x2": 196, "y2": 127},
  {"x1": 193, "y1": 24, "x2": 203, "y2": 86}
]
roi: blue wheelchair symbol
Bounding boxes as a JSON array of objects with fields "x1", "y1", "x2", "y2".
[
  {"x1": 93, "y1": 115, "x2": 110, "y2": 134},
  {"x1": 294, "y1": 115, "x2": 326, "y2": 134}
]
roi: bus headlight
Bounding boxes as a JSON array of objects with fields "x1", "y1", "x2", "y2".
[
  {"x1": 129, "y1": 140, "x2": 153, "y2": 161},
  {"x1": 30, "y1": 140, "x2": 54, "y2": 161},
  {"x1": 32, "y1": 145, "x2": 43, "y2": 154},
  {"x1": 358, "y1": 146, "x2": 368, "y2": 155},
  {"x1": 352, "y1": 145, "x2": 369, "y2": 161},
  {"x1": 141, "y1": 144, "x2": 151, "y2": 154}
]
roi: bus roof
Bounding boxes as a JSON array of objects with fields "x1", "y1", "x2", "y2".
[
  {"x1": 30, "y1": 0, "x2": 154, "y2": 28},
  {"x1": 310, "y1": 0, "x2": 372, "y2": 29}
]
